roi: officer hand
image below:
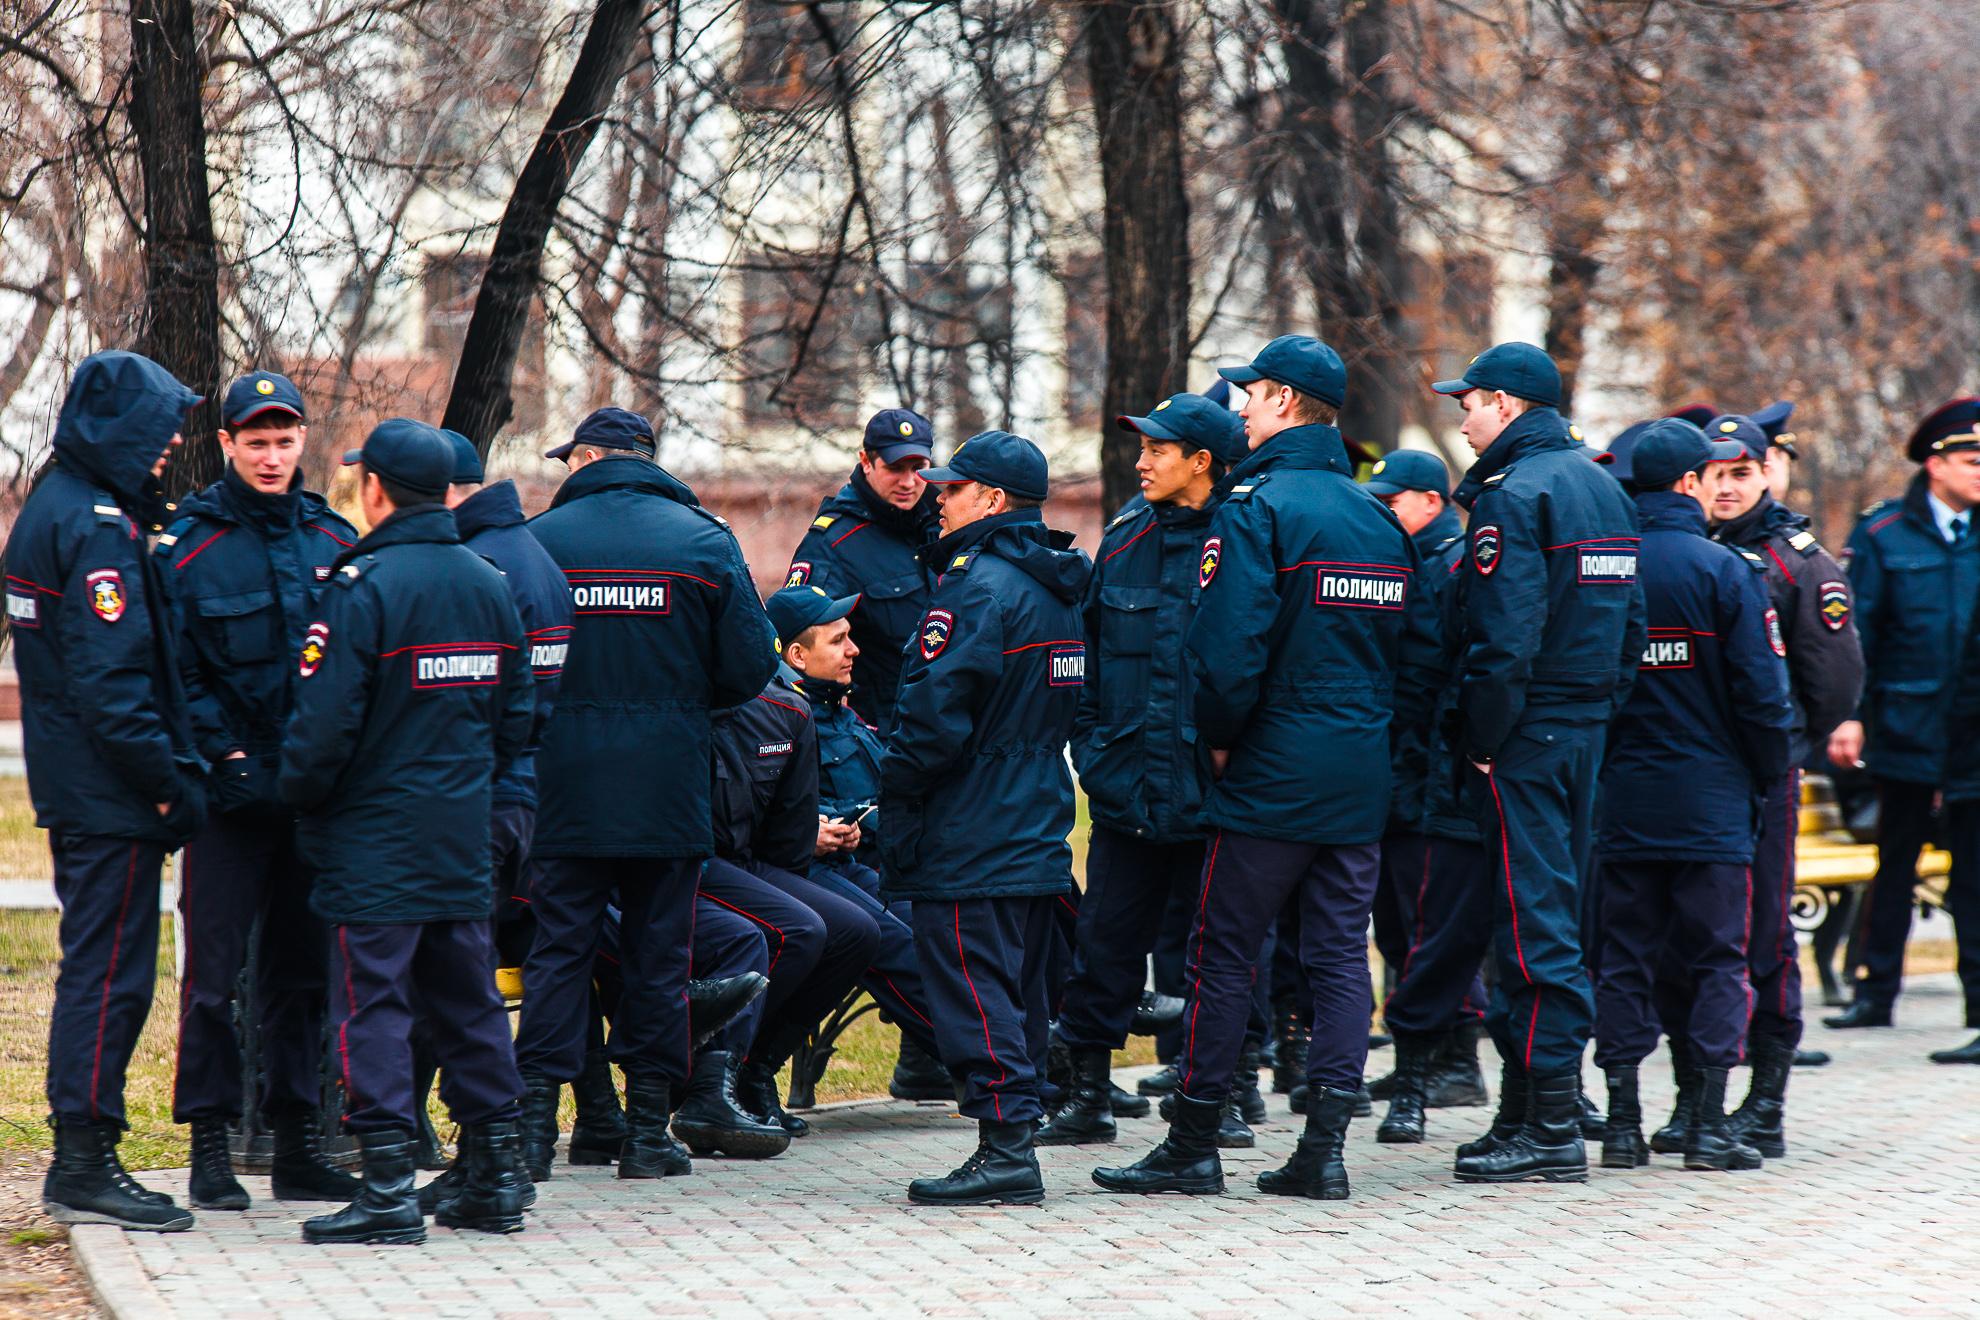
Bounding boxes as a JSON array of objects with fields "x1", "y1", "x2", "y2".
[
  {"x1": 1470, "y1": 759, "x2": 1493, "y2": 775},
  {"x1": 155, "y1": 802, "x2": 172, "y2": 817},
  {"x1": 1209, "y1": 749, "x2": 1230, "y2": 780},
  {"x1": 815, "y1": 817, "x2": 855, "y2": 856},
  {"x1": 843, "y1": 822, "x2": 862, "y2": 850},
  {"x1": 1827, "y1": 720, "x2": 1865, "y2": 769}
]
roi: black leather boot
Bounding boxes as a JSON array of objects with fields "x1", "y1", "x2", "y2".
[
  {"x1": 301, "y1": 1129, "x2": 424, "y2": 1245},
  {"x1": 672, "y1": 1052, "x2": 792, "y2": 1158},
  {"x1": 1109, "y1": 1083, "x2": 1151, "y2": 1118},
  {"x1": 735, "y1": 1059, "x2": 808, "y2": 1137},
  {"x1": 1366, "y1": 1070, "x2": 1396, "y2": 1102},
  {"x1": 1822, "y1": 998, "x2": 1892, "y2": 1029},
  {"x1": 568, "y1": 1050, "x2": 627, "y2": 1165},
  {"x1": 1728, "y1": 1035, "x2": 1792, "y2": 1158},
  {"x1": 1456, "y1": 1062, "x2": 1527, "y2": 1160},
  {"x1": 1683, "y1": 1066, "x2": 1763, "y2": 1171},
  {"x1": 1650, "y1": 1038, "x2": 1698, "y2": 1155},
  {"x1": 619, "y1": 1074, "x2": 693, "y2": 1178},
  {"x1": 689, "y1": 972, "x2": 770, "y2": 1050},
  {"x1": 1426, "y1": 1023, "x2": 1490, "y2": 1107},
  {"x1": 1377, "y1": 1034, "x2": 1434, "y2": 1144},
  {"x1": 1576, "y1": 1074, "x2": 1606, "y2": 1140},
  {"x1": 1272, "y1": 998, "x2": 1309, "y2": 1094},
  {"x1": 187, "y1": 1119, "x2": 248, "y2": 1210},
  {"x1": 518, "y1": 1075, "x2": 561, "y2": 1182},
  {"x1": 270, "y1": 1110, "x2": 362, "y2": 1202},
  {"x1": 908, "y1": 1120, "x2": 1044, "y2": 1206},
  {"x1": 1453, "y1": 1069, "x2": 1587, "y2": 1183},
  {"x1": 1132, "y1": 990, "x2": 1186, "y2": 1036},
  {"x1": 890, "y1": 1036, "x2": 954, "y2": 1101},
  {"x1": 1037, "y1": 1047, "x2": 1117, "y2": 1145},
  {"x1": 1288, "y1": 1082, "x2": 1308, "y2": 1114},
  {"x1": 1232, "y1": 1040, "x2": 1267, "y2": 1125},
  {"x1": 1136, "y1": 1060, "x2": 1182, "y2": 1096},
  {"x1": 1091, "y1": 1093, "x2": 1225, "y2": 1194},
  {"x1": 42, "y1": 1119, "x2": 192, "y2": 1232},
  {"x1": 1157, "y1": 1086, "x2": 1254, "y2": 1147},
  {"x1": 1258, "y1": 1086, "x2": 1354, "y2": 1199},
  {"x1": 1600, "y1": 1065, "x2": 1649, "y2": 1169},
  {"x1": 1929, "y1": 1033, "x2": 1980, "y2": 1064},
  {"x1": 434, "y1": 1121, "x2": 527, "y2": 1233}
]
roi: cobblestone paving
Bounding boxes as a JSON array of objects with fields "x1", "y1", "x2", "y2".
[{"x1": 75, "y1": 976, "x2": 1980, "y2": 1318}]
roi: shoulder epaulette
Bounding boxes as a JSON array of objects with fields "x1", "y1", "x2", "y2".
[
  {"x1": 1226, "y1": 475, "x2": 1269, "y2": 503},
  {"x1": 1860, "y1": 499, "x2": 1896, "y2": 520},
  {"x1": 812, "y1": 514, "x2": 837, "y2": 530},
  {"x1": 91, "y1": 500, "x2": 125, "y2": 527},
  {"x1": 333, "y1": 560, "x2": 367, "y2": 588},
  {"x1": 1483, "y1": 471, "x2": 1508, "y2": 485},
  {"x1": 1787, "y1": 529, "x2": 1819, "y2": 555},
  {"x1": 153, "y1": 514, "x2": 197, "y2": 551},
  {"x1": 1736, "y1": 547, "x2": 1768, "y2": 572},
  {"x1": 1105, "y1": 505, "x2": 1146, "y2": 532},
  {"x1": 1434, "y1": 534, "x2": 1464, "y2": 555},
  {"x1": 946, "y1": 551, "x2": 974, "y2": 574}
]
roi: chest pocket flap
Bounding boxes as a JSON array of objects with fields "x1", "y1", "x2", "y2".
[
  {"x1": 1099, "y1": 583, "x2": 1162, "y2": 656},
  {"x1": 195, "y1": 588, "x2": 280, "y2": 663},
  {"x1": 862, "y1": 571, "x2": 922, "y2": 602}
]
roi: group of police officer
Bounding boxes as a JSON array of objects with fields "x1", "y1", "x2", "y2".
[{"x1": 11, "y1": 329, "x2": 1977, "y2": 1235}]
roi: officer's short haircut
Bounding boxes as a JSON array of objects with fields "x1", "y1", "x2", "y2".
[
  {"x1": 230, "y1": 412, "x2": 303, "y2": 434},
  {"x1": 1288, "y1": 390, "x2": 1338, "y2": 427},
  {"x1": 368, "y1": 469, "x2": 443, "y2": 511},
  {"x1": 1000, "y1": 493, "x2": 1043, "y2": 512}
]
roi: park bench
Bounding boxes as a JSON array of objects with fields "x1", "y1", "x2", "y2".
[{"x1": 1793, "y1": 773, "x2": 1950, "y2": 1002}]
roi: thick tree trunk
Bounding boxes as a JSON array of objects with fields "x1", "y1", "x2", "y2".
[
  {"x1": 443, "y1": 0, "x2": 649, "y2": 453},
  {"x1": 1342, "y1": 0, "x2": 1409, "y2": 452},
  {"x1": 1083, "y1": 0, "x2": 1191, "y2": 517},
  {"x1": 129, "y1": 0, "x2": 223, "y2": 499}
]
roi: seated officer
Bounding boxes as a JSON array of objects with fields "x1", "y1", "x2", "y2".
[
  {"x1": 879, "y1": 431, "x2": 1090, "y2": 1206},
  {"x1": 1590, "y1": 420, "x2": 1791, "y2": 1175},
  {"x1": 14, "y1": 351, "x2": 207, "y2": 1232},
  {"x1": 1041, "y1": 393, "x2": 1245, "y2": 1148},
  {"x1": 158, "y1": 371, "x2": 361, "y2": 1212},
  {"x1": 1362, "y1": 448, "x2": 1493, "y2": 1145},
  {"x1": 766, "y1": 586, "x2": 943, "y2": 1080},
  {"x1": 280, "y1": 420, "x2": 535, "y2": 1244}
]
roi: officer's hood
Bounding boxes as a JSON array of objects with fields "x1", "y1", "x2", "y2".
[
  {"x1": 547, "y1": 454, "x2": 700, "y2": 511},
  {"x1": 925, "y1": 509, "x2": 1089, "y2": 604},
  {"x1": 52, "y1": 351, "x2": 201, "y2": 513},
  {"x1": 453, "y1": 478, "x2": 527, "y2": 540}
]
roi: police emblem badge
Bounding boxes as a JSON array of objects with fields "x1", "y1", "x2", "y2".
[
  {"x1": 919, "y1": 608, "x2": 954, "y2": 660},
  {"x1": 86, "y1": 569, "x2": 125, "y2": 623},
  {"x1": 1472, "y1": 525, "x2": 1503, "y2": 575},
  {"x1": 1198, "y1": 537, "x2": 1222, "y2": 589}
]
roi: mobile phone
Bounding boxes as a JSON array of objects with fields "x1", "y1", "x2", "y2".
[{"x1": 838, "y1": 802, "x2": 878, "y2": 826}]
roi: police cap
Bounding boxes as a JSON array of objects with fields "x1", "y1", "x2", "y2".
[
  {"x1": 443, "y1": 428, "x2": 484, "y2": 485},
  {"x1": 1116, "y1": 392, "x2": 1248, "y2": 466},
  {"x1": 1751, "y1": 400, "x2": 1797, "y2": 459},
  {"x1": 223, "y1": 371, "x2": 305, "y2": 428},
  {"x1": 342, "y1": 418, "x2": 454, "y2": 497},
  {"x1": 1218, "y1": 335, "x2": 1348, "y2": 409},
  {"x1": 546, "y1": 406, "x2": 656, "y2": 462},
  {"x1": 1431, "y1": 343, "x2": 1562, "y2": 409},
  {"x1": 1905, "y1": 398, "x2": 1980, "y2": 463},
  {"x1": 1666, "y1": 402, "x2": 1720, "y2": 429},
  {"x1": 1629, "y1": 418, "x2": 1744, "y2": 488},
  {"x1": 1594, "y1": 420, "x2": 1651, "y2": 483},
  {"x1": 1702, "y1": 414, "x2": 1772, "y2": 464},
  {"x1": 920, "y1": 429, "x2": 1050, "y2": 501},
  {"x1": 863, "y1": 408, "x2": 934, "y2": 463},
  {"x1": 766, "y1": 584, "x2": 858, "y2": 645},
  {"x1": 1363, "y1": 448, "x2": 1450, "y2": 498}
]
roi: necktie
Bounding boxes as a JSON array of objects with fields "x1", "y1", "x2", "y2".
[{"x1": 1954, "y1": 515, "x2": 1969, "y2": 545}]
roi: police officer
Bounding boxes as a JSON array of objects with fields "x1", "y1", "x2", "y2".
[
  {"x1": 785, "y1": 408, "x2": 940, "y2": 733},
  {"x1": 1094, "y1": 336, "x2": 1439, "y2": 1201},
  {"x1": 1590, "y1": 420, "x2": 1793, "y2": 1174},
  {"x1": 1036, "y1": 393, "x2": 1245, "y2": 1148},
  {"x1": 1827, "y1": 400, "x2": 1980, "y2": 1035},
  {"x1": 11, "y1": 351, "x2": 207, "y2": 1232},
  {"x1": 155, "y1": 371, "x2": 361, "y2": 1212},
  {"x1": 513, "y1": 407, "x2": 776, "y2": 1183},
  {"x1": 1932, "y1": 561, "x2": 1980, "y2": 1064},
  {"x1": 766, "y1": 585, "x2": 943, "y2": 1086},
  {"x1": 1694, "y1": 414, "x2": 1863, "y2": 1146},
  {"x1": 878, "y1": 430, "x2": 1089, "y2": 1206},
  {"x1": 1432, "y1": 343, "x2": 1645, "y2": 1184},
  {"x1": 279, "y1": 419, "x2": 535, "y2": 1244},
  {"x1": 1361, "y1": 448, "x2": 1493, "y2": 1145}
]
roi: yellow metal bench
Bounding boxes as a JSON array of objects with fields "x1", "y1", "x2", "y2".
[{"x1": 1790, "y1": 775, "x2": 1949, "y2": 932}]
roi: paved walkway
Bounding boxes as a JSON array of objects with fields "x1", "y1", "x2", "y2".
[{"x1": 74, "y1": 976, "x2": 1980, "y2": 1319}]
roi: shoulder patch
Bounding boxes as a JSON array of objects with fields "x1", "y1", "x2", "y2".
[
  {"x1": 1199, "y1": 537, "x2": 1222, "y2": 588},
  {"x1": 1472, "y1": 524, "x2": 1503, "y2": 575},
  {"x1": 918, "y1": 608, "x2": 954, "y2": 660},
  {"x1": 785, "y1": 561, "x2": 812, "y2": 587},
  {"x1": 812, "y1": 514, "x2": 837, "y2": 530},
  {"x1": 1818, "y1": 580, "x2": 1851, "y2": 632},
  {"x1": 1764, "y1": 607, "x2": 1786, "y2": 657}
]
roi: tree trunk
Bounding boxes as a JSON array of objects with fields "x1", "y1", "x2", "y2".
[
  {"x1": 443, "y1": 0, "x2": 649, "y2": 454},
  {"x1": 129, "y1": 0, "x2": 223, "y2": 500},
  {"x1": 1341, "y1": 0, "x2": 1409, "y2": 452},
  {"x1": 1083, "y1": 0, "x2": 1191, "y2": 516}
]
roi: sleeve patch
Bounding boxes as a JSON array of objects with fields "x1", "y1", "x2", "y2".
[
  {"x1": 1577, "y1": 545, "x2": 1639, "y2": 584},
  {"x1": 299, "y1": 622, "x2": 330, "y2": 677},
  {"x1": 918, "y1": 608, "x2": 954, "y2": 660},
  {"x1": 1199, "y1": 537, "x2": 1222, "y2": 588},
  {"x1": 785, "y1": 561, "x2": 812, "y2": 587},
  {"x1": 1047, "y1": 644, "x2": 1086, "y2": 687},
  {"x1": 1472, "y1": 525, "x2": 1502, "y2": 575},
  {"x1": 85, "y1": 569, "x2": 126, "y2": 622},
  {"x1": 1765, "y1": 607, "x2": 1787, "y2": 657},
  {"x1": 1818, "y1": 581, "x2": 1851, "y2": 632}
]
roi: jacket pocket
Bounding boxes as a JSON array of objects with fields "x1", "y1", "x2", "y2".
[
  {"x1": 195, "y1": 588, "x2": 280, "y2": 665},
  {"x1": 211, "y1": 751, "x2": 282, "y2": 815},
  {"x1": 1872, "y1": 677, "x2": 1946, "y2": 755},
  {"x1": 880, "y1": 798, "x2": 924, "y2": 883},
  {"x1": 1075, "y1": 722, "x2": 1147, "y2": 829},
  {"x1": 1098, "y1": 584, "x2": 1161, "y2": 656}
]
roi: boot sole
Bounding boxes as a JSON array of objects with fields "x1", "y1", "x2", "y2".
[
  {"x1": 435, "y1": 1212, "x2": 525, "y2": 1234},
  {"x1": 1376, "y1": 1127, "x2": 1424, "y2": 1144},
  {"x1": 190, "y1": 1190, "x2": 250, "y2": 1211},
  {"x1": 1453, "y1": 1167, "x2": 1589, "y2": 1184},
  {"x1": 673, "y1": 1125, "x2": 791, "y2": 1160},
  {"x1": 1682, "y1": 1154, "x2": 1764, "y2": 1171},
  {"x1": 301, "y1": 1225, "x2": 426, "y2": 1245},
  {"x1": 906, "y1": 1188, "x2": 1045, "y2": 1206},
  {"x1": 1035, "y1": 1129, "x2": 1116, "y2": 1147},
  {"x1": 43, "y1": 1202, "x2": 193, "y2": 1232},
  {"x1": 1257, "y1": 1180, "x2": 1349, "y2": 1199},
  {"x1": 567, "y1": 1148, "x2": 620, "y2": 1165},
  {"x1": 1600, "y1": 1152, "x2": 1651, "y2": 1169},
  {"x1": 1090, "y1": 1174, "x2": 1225, "y2": 1195},
  {"x1": 618, "y1": 1162, "x2": 693, "y2": 1179}
]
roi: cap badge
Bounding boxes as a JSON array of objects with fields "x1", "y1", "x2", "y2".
[
  {"x1": 1720, "y1": 421, "x2": 1739, "y2": 433},
  {"x1": 1372, "y1": 460, "x2": 1386, "y2": 474},
  {"x1": 898, "y1": 421, "x2": 914, "y2": 437},
  {"x1": 255, "y1": 378, "x2": 275, "y2": 395},
  {"x1": 1154, "y1": 400, "x2": 1171, "y2": 411}
]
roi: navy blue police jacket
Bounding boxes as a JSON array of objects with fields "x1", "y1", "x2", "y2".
[
  {"x1": 5, "y1": 352, "x2": 208, "y2": 844},
  {"x1": 155, "y1": 467, "x2": 358, "y2": 815},
  {"x1": 453, "y1": 479, "x2": 574, "y2": 809},
  {"x1": 878, "y1": 510, "x2": 1089, "y2": 901},
  {"x1": 710, "y1": 664, "x2": 820, "y2": 877},
  {"x1": 1385, "y1": 503, "x2": 1479, "y2": 844},
  {"x1": 1450, "y1": 407, "x2": 1646, "y2": 763},
  {"x1": 278, "y1": 506, "x2": 535, "y2": 923},
  {"x1": 1073, "y1": 493, "x2": 1217, "y2": 844},
  {"x1": 1599, "y1": 492, "x2": 1793, "y2": 862},
  {"x1": 1843, "y1": 473, "x2": 1980, "y2": 787},
  {"x1": 803, "y1": 671, "x2": 886, "y2": 870},
  {"x1": 784, "y1": 469, "x2": 940, "y2": 732},
  {"x1": 527, "y1": 458, "x2": 777, "y2": 859},
  {"x1": 1710, "y1": 495, "x2": 1863, "y2": 767},
  {"x1": 1185, "y1": 425, "x2": 1442, "y2": 846}
]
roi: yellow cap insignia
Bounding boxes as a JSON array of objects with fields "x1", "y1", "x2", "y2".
[
  {"x1": 810, "y1": 586, "x2": 827, "y2": 598},
  {"x1": 1468, "y1": 354, "x2": 1480, "y2": 364},
  {"x1": 255, "y1": 378, "x2": 274, "y2": 395},
  {"x1": 898, "y1": 421, "x2": 914, "y2": 437},
  {"x1": 1372, "y1": 460, "x2": 1386, "y2": 474},
  {"x1": 1154, "y1": 400, "x2": 1171, "y2": 411},
  {"x1": 1720, "y1": 421, "x2": 1739, "y2": 434}
]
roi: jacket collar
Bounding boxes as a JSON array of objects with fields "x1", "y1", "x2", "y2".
[
  {"x1": 848, "y1": 466, "x2": 940, "y2": 539},
  {"x1": 919, "y1": 507, "x2": 1046, "y2": 568},
  {"x1": 452, "y1": 479, "x2": 526, "y2": 541},
  {"x1": 1453, "y1": 408, "x2": 1572, "y2": 510},
  {"x1": 1412, "y1": 503, "x2": 1464, "y2": 555},
  {"x1": 1221, "y1": 424, "x2": 1353, "y2": 490},
  {"x1": 548, "y1": 456, "x2": 699, "y2": 511},
  {"x1": 1711, "y1": 493, "x2": 1801, "y2": 546},
  {"x1": 1634, "y1": 488, "x2": 1710, "y2": 534},
  {"x1": 336, "y1": 504, "x2": 459, "y2": 569},
  {"x1": 214, "y1": 465, "x2": 303, "y2": 532}
]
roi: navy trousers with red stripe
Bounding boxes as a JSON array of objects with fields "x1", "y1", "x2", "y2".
[
  {"x1": 1476, "y1": 717, "x2": 1604, "y2": 1076},
  {"x1": 514, "y1": 856, "x2": 699, "y2": 1085},
  {"x1": 331, "y1": 920, "x2": 522, "y2": 1134},
  {"x1": 1378, "y1": 833, "x2": 1491, "y2": 1039},
  {"x1": 911, "y1": 896, "x2": 1057, "y2": 1124},
  {"x1": 1057, "y1": 828, "x2": 1206, "y2": 1052},
  {"x1": 1594, "y1": 860, "x2": 1752, "y2": 1070},
  {"x1": 810, "y1": 858, "x2": 939, "y2": 1057},
  {"x1": 48, "y1": 836, "x2": 166, "y2": 1126},
  {"x1": 1177, "y1": 832, "x2": 1382, "y2": 1100},
  {"x1": 172, "y1": 809, "x2": 327, "y2": 1123}
]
